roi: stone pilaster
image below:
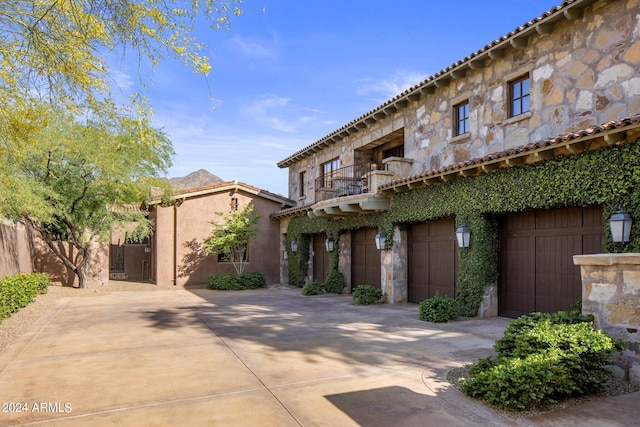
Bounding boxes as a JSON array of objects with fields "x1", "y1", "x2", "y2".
[
  {"x1": 381, "y1": 227, "x2": 408, "y2": 303},
  {"x1": 574, "y1": 253, "x2": 640, "y2": 382}
]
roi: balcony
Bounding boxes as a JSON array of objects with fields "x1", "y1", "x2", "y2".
[
  {"x1": 314, "y1": 162, "x2": 372, "y2": 203},
  {"x1": 309, "y1": 162, "x2": 394, "y2": 218}
]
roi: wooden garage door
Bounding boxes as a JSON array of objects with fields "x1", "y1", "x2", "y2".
[
  {"x1": 352, "y1": 227, "x2": 381, "y2": 290},
  {"x1": 312, "y1": 233, "x2": 329, "y2": 283},
  {"x1": 499, "y1": 205, "x2": 604, "y2": 318},
  {"x1": 408, "y1": 219, "x2": 457, "y2": 303}
]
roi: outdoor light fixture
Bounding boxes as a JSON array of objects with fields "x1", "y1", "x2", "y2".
[
  {"x1": 456, "y1": 224, "x2": 471, "y2": 248},
  {"x1": 325, "y1": 237, "x2": 335, "y2": 252},
  {"x1": 374, "y1": 232, "x2": 386, "y2": 250},
  {"x1": 609, "y1": 207, "x2": 633, "y2": 244},
  {"x1": 291, "y1": 239, "x2": 298, "y2": 252}
]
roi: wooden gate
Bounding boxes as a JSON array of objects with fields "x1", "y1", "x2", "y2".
[
  {"x1": 351, "y1": 227, "x2": 381, "y2": 290},
  {"x1": 312, "y1": 233, "x2": 329, "y2": 283},
  {"x1": 407, "y1": 219, "x2": 457, "y2": 303},
  {"x1": 499, "y1": 205, "x2": 604, "y2": 317}
]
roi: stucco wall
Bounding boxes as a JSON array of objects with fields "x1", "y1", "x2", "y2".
[
  {"x1": 286, "y1": 0, "x2": 640, "y2": 202},
  {"x1": 0, "y1": 221, "x2": 33, "y2": 278},
  {"x1": 0, "y1": 221, "x2": 108, "y2": 287},
  {"x1": 152, "y1": 189, "x2": 284, "y2": 287}
]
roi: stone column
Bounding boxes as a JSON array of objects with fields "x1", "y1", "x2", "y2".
[
  {"x1": 381, "y1": 226, "x2": 407, "y2": 303},
  {"x1": 574, "y1": 253, "x2": 640, "y2": 382}
]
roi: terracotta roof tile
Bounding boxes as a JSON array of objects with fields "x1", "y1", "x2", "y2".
[{"x1": 381, "y1": 115, "x2": 640, "y2": 189}]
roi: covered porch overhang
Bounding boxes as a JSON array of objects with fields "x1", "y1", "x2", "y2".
[{"x1": 307, "y1": 193, "x2": 391, "y2": 218}]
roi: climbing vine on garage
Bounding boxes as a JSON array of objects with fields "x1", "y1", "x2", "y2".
[{"x1": 286, "y1": 138, "x2": 640, "y2": 315}]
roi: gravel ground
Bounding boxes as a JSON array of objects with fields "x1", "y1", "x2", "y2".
[{"x1": 0, "y1": 281, "x2": 166, "y2": 353}]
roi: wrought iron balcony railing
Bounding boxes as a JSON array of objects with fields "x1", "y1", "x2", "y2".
[{"x1": 314, "y1": 162, "x2": 372, "y2": 203}]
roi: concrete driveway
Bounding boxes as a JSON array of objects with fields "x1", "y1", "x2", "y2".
[{"x1": 0, "y1": 287, "x2": 638, "y2": 426}]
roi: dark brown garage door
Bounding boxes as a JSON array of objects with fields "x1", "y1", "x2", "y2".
[
  {"x1": 352, "y1": 227, "x2": 381, "y2": 290},
  {"x1": 408, "y1": 219, "x2": 457, "y2": 303},
  {"x1": 312, "y1": 233, "x2": 329, "y2": 283},
  {"x1": 499, "y1": 205, "x2": 604, "y2": 318}
]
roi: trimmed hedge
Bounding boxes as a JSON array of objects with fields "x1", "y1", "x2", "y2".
[
  {"x1": 352, "y1": 285, "x2": 383, "y2": 305},
  {"x1": 461, "y1": 309, "x2": 625, "y2": 410},
  {"x1": 301, "y1": 281, "x2": 325, "y2": 296},
  {"x1": 0, "y1": 272, "x2": 51, "y2": 322},
  {"x1": 419, "y1": 293, "x2": 458, "y2": 323},
  {"x1": 206, "y1": 272, "x2": 267, "y2": 290}
]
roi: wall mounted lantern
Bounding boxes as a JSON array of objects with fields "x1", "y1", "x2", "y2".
[
  {"x1": 291, "y1": 239, "x2": 298, "y2": 252},
  {"x1": 374, "y1": 232, "x2": 386, "y2": 250},
  {"x1": 609, "y1": 208, "x2": 633, "y2": 244},
  {"x1": 456, "y1": 224, "x2": 471, "y2": 248},
  {"x1": 325, "y1": 237, "x2": 335, "y2": 252}
]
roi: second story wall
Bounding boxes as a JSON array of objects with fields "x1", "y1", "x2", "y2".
[{"x1": 283, "y1": 0, "x2": 640, "y2": 205}]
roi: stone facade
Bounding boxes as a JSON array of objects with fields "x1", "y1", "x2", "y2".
[
  {"x1": 277, "y1": 0, "x2": 640, "y2": 311},
  {"x1": 283, "y1": 0, "x2": 640, "y2": 205},
  {"x1": 574, "y1": 254, "x2": 640, "y2": 381}
]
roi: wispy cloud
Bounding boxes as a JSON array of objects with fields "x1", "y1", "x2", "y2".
[
  {"x1": 227, "y1": 34, "x2": 278, "y2": 59},
  {"x1": 244, "y1": 95, "x2": 320, "y2": 133},
  {"x1": 356, "y1": 69, "x2": 427, "y2": 101}
]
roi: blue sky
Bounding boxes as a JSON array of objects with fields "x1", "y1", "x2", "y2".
[{"x1": 117, "y1": 0, "x2": 562, "y2": 196}]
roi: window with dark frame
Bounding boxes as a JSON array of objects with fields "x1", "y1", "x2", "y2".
[
  {"x1": 321, "y1": 158, "x2": 340, "y2": 187},
  {"x1": 299, "y1": 171, "x2": 306, "y2": 198},
  {"x1": 454, "y1": 101, "x2": 469, "y2": 136},
  {"x1": 230, "y1": 197, "x2": 238, "y2": 212},
  {"x1": 510, "y1": 75, "x2": 530, "y2": 117}
]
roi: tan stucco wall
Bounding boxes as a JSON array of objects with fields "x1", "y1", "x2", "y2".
[
  {"x1": 152, "y1": 190, "x2": 283, "y2": 287},
  {"x1": 0, "y1": 221, "x2": 33, "y2": 278},
  {"x1": 286, "y1": 0, "x2": 640, "y2": 202},
  {"x1": 0, "y1": 221, "x2": 108, "y2": 287}
]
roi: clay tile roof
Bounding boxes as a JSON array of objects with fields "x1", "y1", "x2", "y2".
[
  {"x1": 380, "y1": 114, "x2": 640, "y2": 190},
  {"x1": 276, "y1": 0, "x2": 582, "y2": 169},
  {"x1": 148, "y1": 181, "x2": 294, "y2": 207}
]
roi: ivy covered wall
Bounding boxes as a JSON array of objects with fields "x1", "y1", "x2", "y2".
[{"x1": 286, "y1": 139, "x2": 640, "y2": 316}]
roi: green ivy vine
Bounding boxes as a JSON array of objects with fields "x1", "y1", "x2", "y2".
[{"x1": 286, "y1": 139, "x2": 640, "y2": 315}]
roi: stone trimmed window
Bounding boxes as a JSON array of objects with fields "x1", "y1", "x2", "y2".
[
  {"x1": 299, "y1": 170, "x2": 306, "y2": 198},
  {"x1": 510, "y1": 75, "x2": 530, "y2": 117},
  {"x1": 454, "y1": 101, "x2": 470, "y2": 136}
]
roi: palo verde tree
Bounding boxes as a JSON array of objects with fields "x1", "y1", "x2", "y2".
[
  {"x1": 0, "y1": 1, "x2": 242, "y2": 285},
  {"x1": 0, "y1": 0, "x2": 242, "y2": 105},
  {"x1": 1, "y1": 100, "x2": 173, "y2": 288},
  {"x1": 203, "y1": 205, "x2": 260, "y2": 276}
]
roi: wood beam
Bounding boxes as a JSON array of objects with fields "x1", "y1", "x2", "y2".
[
  {"x1": 604, "y1": 132, "x2": 626, "y2": 145},
  {"x1": 506, "y1": 157, "x2": 524, "y2": 166},
  {"x1": 468, "y1": 59, "x2": 486, "y2": 70},
  {"x1": 488, "y1": 49, "x2": 505, "y2": 60},
  {"x1": 510, "y1": 36, "x2": 528, "y2": 48},
  {"x1": 535, "y1": 23, "x2": 554, "y2": 35},
  {"x1": 567, "y1": 141, "x2": 586, "y2": 153},
  {"x1": 482, "y1": 163, "x2": 500, "y2": 172},
  {"x1": 564, "y1": 7, "x2": 583, "y2": 20}
]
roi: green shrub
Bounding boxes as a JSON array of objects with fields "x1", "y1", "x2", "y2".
[
  {"x1": 0, "y1": 272, "x2": 52, "y2": 322},
  {"x1": 324, "y1": 270, "x2": 345, "y2": 294},
  {"x1": 352, "y1": 285, "x2": 383, "y2": 305},
  {"x1": 461, "y1": 309, "x2": 625, "y2": 411},
  {"x1": 206, "y1": 273, "x2": 244, "y2": 290},
  {"x1": 419, "y1": 293, "x2": 458, "y2": 323},
  {"x1": 301, "y1": 281, "x2": 325, "y2": 296},
  {"x1": 239, "y1": 271, "x2": 267, "y2": 289}
]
